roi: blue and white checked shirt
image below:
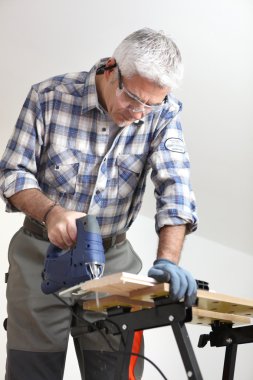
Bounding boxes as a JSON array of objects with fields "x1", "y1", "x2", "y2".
[{"x1": 0, "y1": 59, "x2": 198, "y2": 237}]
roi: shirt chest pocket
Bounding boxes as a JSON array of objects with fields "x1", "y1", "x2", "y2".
[
  {"x1": 44, "y1": 145, "x2": 80, "y2": 194},
  {"x1": 117, "y1": 154, "x2": 145, "y2": 198}
]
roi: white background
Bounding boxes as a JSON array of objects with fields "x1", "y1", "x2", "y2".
[{"x1": 0, "y1": 1, "x2": 253, "y2": 379}]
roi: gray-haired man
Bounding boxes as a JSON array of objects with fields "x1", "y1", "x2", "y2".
[{"x1": 0, "y1": 28, "x2": 198, "y2": 380}]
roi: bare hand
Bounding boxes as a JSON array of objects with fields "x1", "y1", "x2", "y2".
[{"x1": 45, "y1": 205, "x2": 86, "y2": 249}]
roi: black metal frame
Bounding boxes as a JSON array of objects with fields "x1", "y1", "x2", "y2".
[
  {"x1": 198, "y1": 321, "x2": 253, "y2": 380},
  {"x1": 72, "y1": 295, "x2": 253, "y2": 379},
  {"x1": 104, "y1": 302, "x2": 203, "y2": 380}
]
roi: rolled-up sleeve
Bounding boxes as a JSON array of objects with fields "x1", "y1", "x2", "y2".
[
  {"x1": 0, "y1": 87, "x2": 44, "y2": 211},
  {"x1": 149, "y1": 113, "x2": 198, "y2": 234}
]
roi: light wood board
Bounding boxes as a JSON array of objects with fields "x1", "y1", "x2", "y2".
[
  {"x1": 80, "y1": 272, "x2": 157, "y2": 296},
  {"x1": 131, "y1": 283, "x2": 253, "y2": 317},
  {"x1": 191, "y1": 309, "x2": 251, "y2": 326},
  {"x1": 84, "y1": 295, "x2": 153, "y2": 312},
  {"x1": 79, "y1": 272, "x2": 253, "y2": 326}
]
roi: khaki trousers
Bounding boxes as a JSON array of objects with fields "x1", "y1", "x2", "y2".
[{"x1": 5, "y1": 227, "x2": 143, "y2": 380}]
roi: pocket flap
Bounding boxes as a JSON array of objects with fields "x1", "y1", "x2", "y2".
[
  {"x1": 117, "y1": 154, "x2": 145, "y2": 174},
  {"x1": 47, "y1": 145, "x2": 80, "y2": 165}
]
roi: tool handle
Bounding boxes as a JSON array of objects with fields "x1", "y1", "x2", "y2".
[
  {"x1": 46, "y1": 215, "x2": 99, "y2": 257},
  {"x1": 76, "y1": 215, "x2": 101, "y2": 235},
  {"x1": 75, "y1": 215, "x2": 105, "y2": 264},
  {"x1": 41, "y1": 215, "x2": 105, "y2": 294},
  {"x1": 46, "y1": 215, "x2": 105, "y2": 263}
]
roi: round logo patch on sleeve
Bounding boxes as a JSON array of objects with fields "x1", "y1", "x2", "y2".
[{"x1": 164, "y1": 138, "x2": 185, "y2": 153}]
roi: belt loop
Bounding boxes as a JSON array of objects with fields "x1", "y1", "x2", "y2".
[
  {"x1": 3, "y1": 318, "x2": 7, "y2": 331},
  {"x1": 42, "y1": 229, "x2": 49, "y2": 241},
  {"x1": 111, "y1": 236, "x2": 117, "y2": 247}
]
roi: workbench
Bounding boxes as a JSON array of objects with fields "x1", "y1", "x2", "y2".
[{"x1": 60, "y1": 273, "x2": 253, "y2": 380}]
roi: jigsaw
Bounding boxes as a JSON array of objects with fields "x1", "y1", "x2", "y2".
[{"x1": 41, "y1": 215, "x2": 105, "y2": 294}]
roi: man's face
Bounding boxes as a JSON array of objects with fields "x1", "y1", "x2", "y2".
[{"x1": 104, "y1": 68, "x2": 170, "y2": 128}]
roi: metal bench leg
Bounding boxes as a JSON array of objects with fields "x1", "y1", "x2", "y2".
[
  {"x1": 222, "y1": 344, "x2": 238, "y2": 380},
  {"x1": 172, "y1": 321, "x2": 203, "y2": 380},
  {"x1": 114, "y1": 329, "x2": 135, "y2": 380}
]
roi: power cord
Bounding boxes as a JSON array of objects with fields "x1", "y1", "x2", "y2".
[{"x1": 53, "y1": 293, "x2": 168, "y2": 380}]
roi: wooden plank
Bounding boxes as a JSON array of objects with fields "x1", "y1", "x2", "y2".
[
  {"x1": 131, "y1": 283, "x2": 253, "y2": 318},
  {"x1": 192, "y1": 308, "x2": 251, "y2": 326},
  {"x1": 82, "y1": 293, "x2": 251, "y2": 326},
  {"x1": 130, "y1": 283, "x2": 169, "y2": 301},
  {"x1": 79, "y1": 272, "x2": 253, "y2": 323},
  {"x1": 83, "y1": 295, "x2": 153, "y2": 312},
  {"x1": 80, "y1": 272, "x2": 157, "y2": 297},
  {"x1": 197, "y1": 290, "x2": 253, "y2": 317}
]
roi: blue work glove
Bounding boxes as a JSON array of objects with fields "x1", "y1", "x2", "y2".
[{"x1": 148, "y1": 258, "x2": 197, "y2": 307}]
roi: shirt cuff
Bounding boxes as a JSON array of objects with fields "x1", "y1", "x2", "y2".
[
  {"x1": 155, "y1": 209, "x2": 198, "y2": 234},
  {"x1": 1, "y1": 175, "x2": 41, "y2": 212}
]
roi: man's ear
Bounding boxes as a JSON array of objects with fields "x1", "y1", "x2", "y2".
[
  {"x1": 105, "y1": 57, "x2": 116, "y2": 68},
  {"x1": 104, "y1": 58, "x2": 117, "y2": 79}
]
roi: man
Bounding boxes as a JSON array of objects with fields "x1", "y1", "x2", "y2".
[{"x1": 0, "y1": 28, "x2": 198, "y2": 380}]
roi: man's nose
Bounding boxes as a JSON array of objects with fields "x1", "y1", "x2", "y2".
[{"x1": 129, "y1": 109, "x2": 145, "y2": 119}]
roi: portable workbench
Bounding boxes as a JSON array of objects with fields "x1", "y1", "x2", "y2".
[{"x1": 60, "y1": 273, "x2": 253, "y2": 380}]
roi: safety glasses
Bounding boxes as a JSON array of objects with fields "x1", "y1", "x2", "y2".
[{"x1": 116, "y1": 67, "x2": 168, "y2": 113}]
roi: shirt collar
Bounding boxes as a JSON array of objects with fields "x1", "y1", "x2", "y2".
[
  {"x1": 81, "y1": 58, "x2": 109, "y2": 114},
  {"x1": 167, "y1": 94, "x2": 182, "y2": 114}
]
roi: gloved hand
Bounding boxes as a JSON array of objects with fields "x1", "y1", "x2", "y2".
[{"x1": 148, "y1": 258, "x2": 197, "y2": 307}]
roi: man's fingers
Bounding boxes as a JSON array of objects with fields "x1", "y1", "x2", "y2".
[
  {"x1": 148, "y1": 260, "x2": 197, "y2": 306},
  {"x1": 48, "y1": 224, "x2": 74, "y2": 249},
  {"x1": 184, "y1": 271, "x2": 197, "y2": 307},
  {"x1": 168, "y1": 271, "x2": 181, "y2": 300},
  {"x1": 148, "y1": 267, "x2": 171, "y2": 282},
  {"x1": 175, "y1": 272, "x2": 188, "y2": 301},
  {"x1": 66, "y1": 221, "x2": 77, "y2": 243},
  {"x1": 47, "y1": 210, "x2": 86, "y2": 249}
]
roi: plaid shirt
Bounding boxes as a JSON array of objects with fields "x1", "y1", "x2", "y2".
[{"x1": 0, "y1": 59, "x2": 198, "y2": 237}]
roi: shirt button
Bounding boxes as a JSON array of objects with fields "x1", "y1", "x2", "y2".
[{"x1": 96, "y1": 190, "x2": 100, "y2": 195}]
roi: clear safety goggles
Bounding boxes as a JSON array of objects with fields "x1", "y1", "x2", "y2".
[{"x1": 116, "y1": 67, "x2": 168, "y2": 114}]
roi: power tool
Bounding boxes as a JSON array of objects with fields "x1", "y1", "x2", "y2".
[{"x1": 41, "y1": 215, "x2": 105, "y2": 294}]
